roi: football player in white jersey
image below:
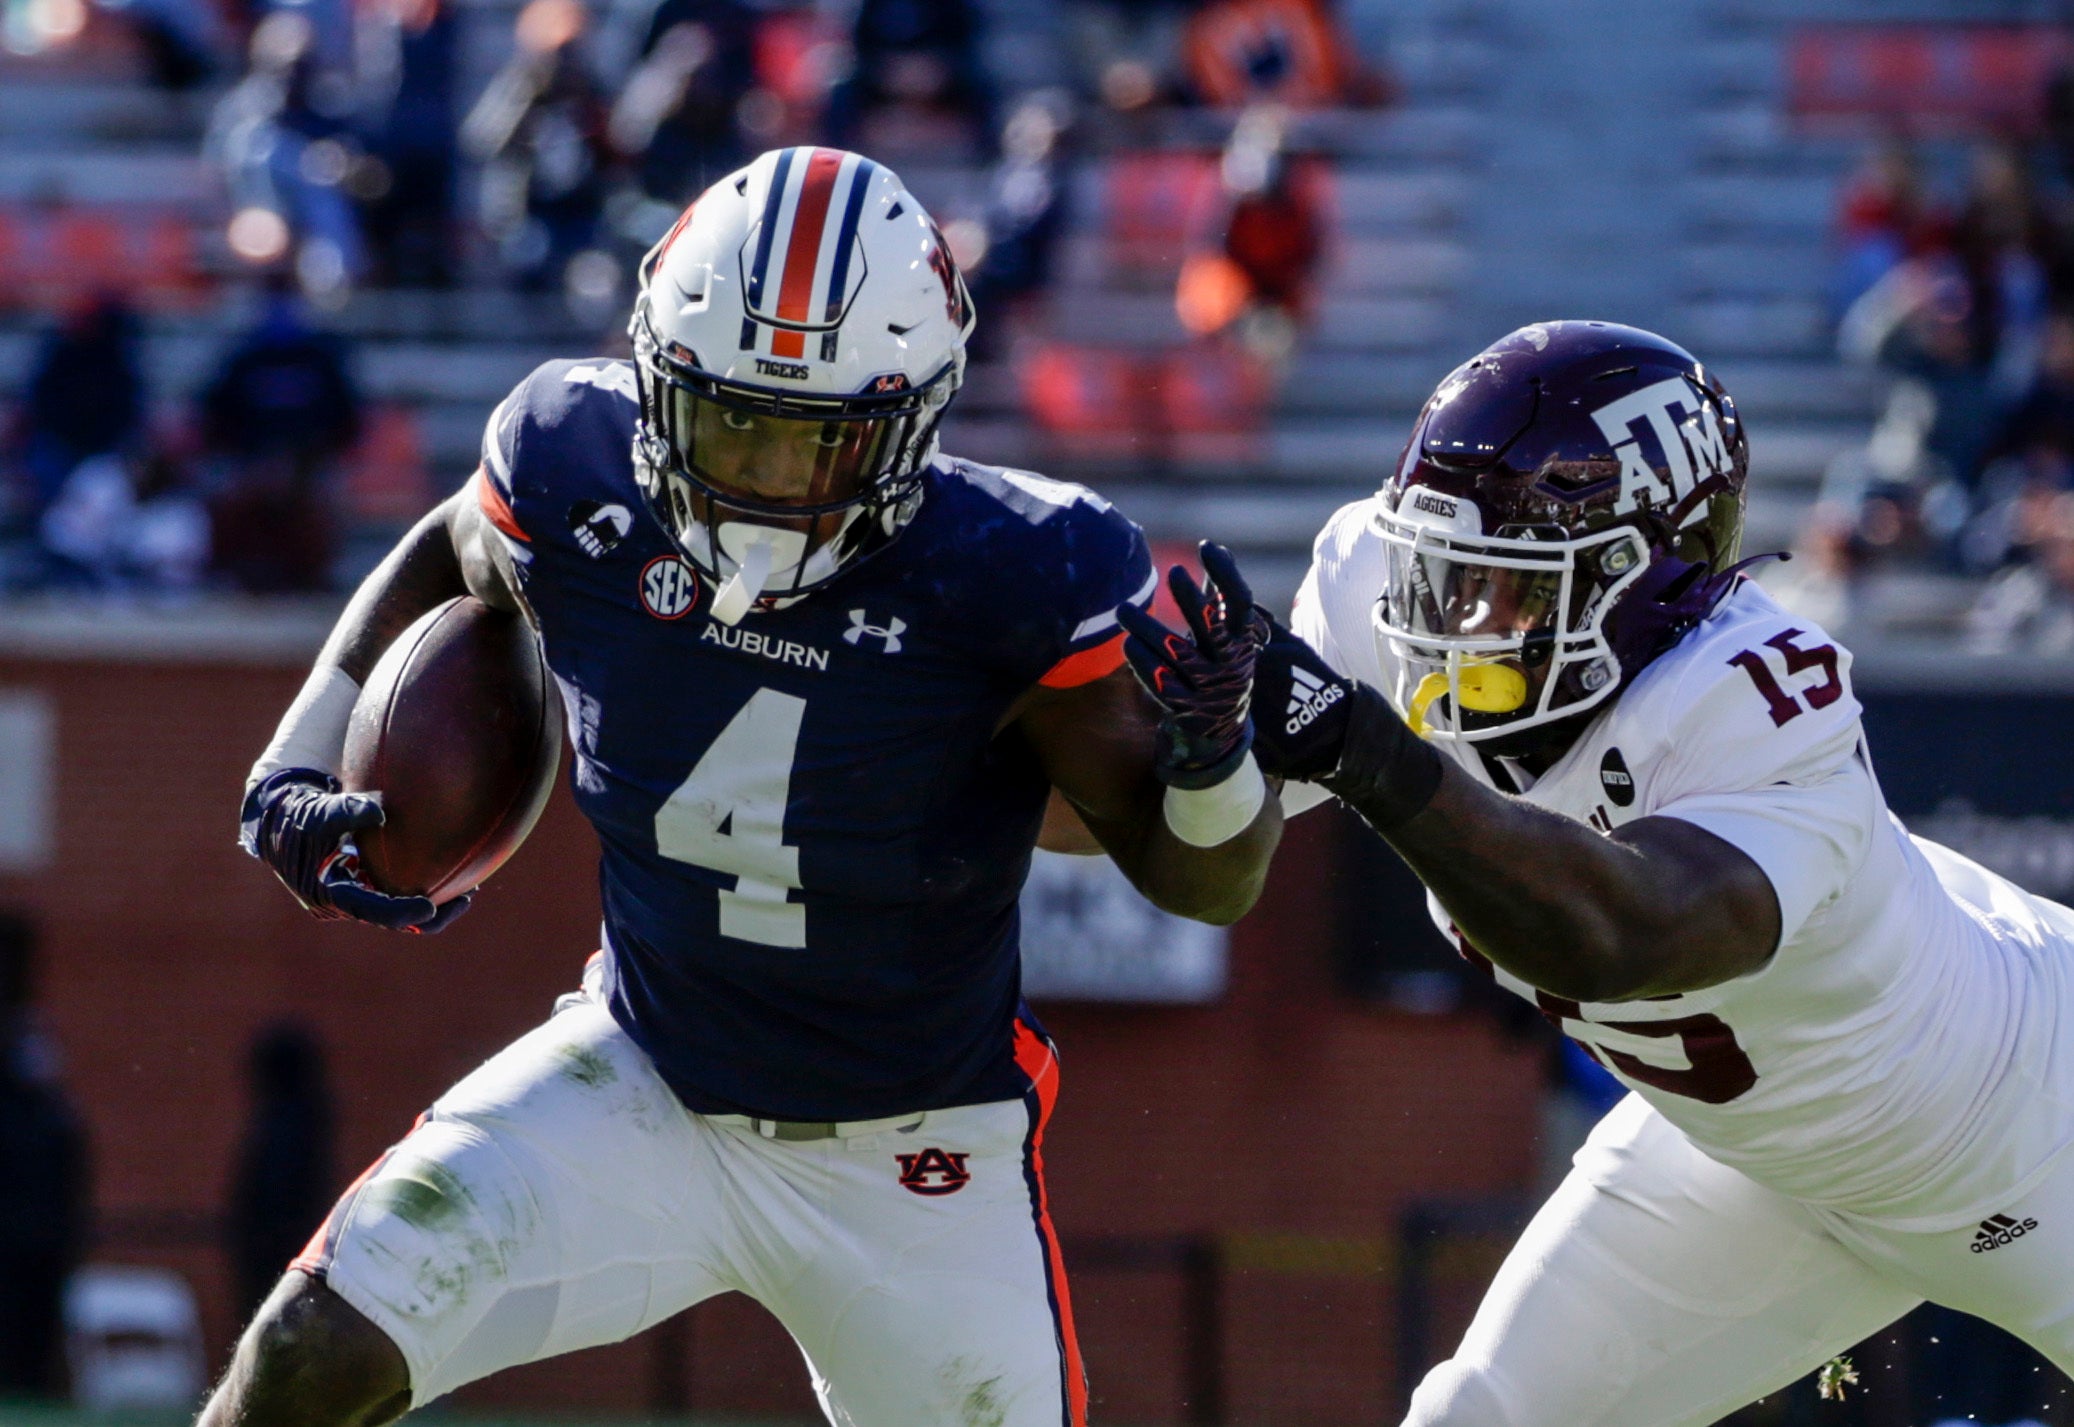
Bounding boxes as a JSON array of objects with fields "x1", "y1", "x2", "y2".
[{"x1": 1118, "y1": 320, "x2": 2074, "y2": 1424}]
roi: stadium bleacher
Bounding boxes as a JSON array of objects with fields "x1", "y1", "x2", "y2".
[{"x1": 0, "y1": 0, "x2": 1940, "y2": 620}]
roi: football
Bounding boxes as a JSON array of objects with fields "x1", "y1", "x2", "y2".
[{"x1": 340, "y1": 596, "x2": 563, "y2": 903}]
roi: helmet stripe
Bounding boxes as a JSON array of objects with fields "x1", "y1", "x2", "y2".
[
  {"x1": 653, "y1": 198, "x2": 697, "y2": 269},
  {"x1": 823, "y1": 155, "x2": 877, "y2": 323},
  {"x1": 774, "y1": 147, "x2": 845, "y2": 326},
  {"x1": 745, "y1": 146, "x2": 797, "y2": 312}
]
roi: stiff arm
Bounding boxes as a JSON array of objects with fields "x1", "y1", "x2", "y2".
[{"x1": 1015, "y1": 669, "x2": 1281, "y2": 926}]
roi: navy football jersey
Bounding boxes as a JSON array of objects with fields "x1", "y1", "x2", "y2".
[{"x1": 475, "y1": 358, "x2": 1156, "y2": 1119}]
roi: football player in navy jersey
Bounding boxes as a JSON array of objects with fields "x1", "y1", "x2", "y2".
[{"x1": 213, "y1": 148, "x2": 1281, "y2": 1427}]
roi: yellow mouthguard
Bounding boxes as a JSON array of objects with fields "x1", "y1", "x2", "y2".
[{"x1": 1407, "y1": 663, "x2": 1529, "y2": 735}]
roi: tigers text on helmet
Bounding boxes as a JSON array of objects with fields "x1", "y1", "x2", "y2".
[
  {"x1": 630, "y1": 147, "x2": 976, "y2": 623},
  {"x1": 1373, "y1": 320, "x2": 1749, "y2": 753}
]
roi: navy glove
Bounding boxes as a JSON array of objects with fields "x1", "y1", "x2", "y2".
[
  {"x1": 1115, "y1": 541, "x2": 1270, "y2": 789},
  {"x1": 239, "y1": 769, "x2": 472, "y2": 934},
  {"x1": 1248, "y1": 609, "x2": 1360, "y2": 782},
  {"x1": 1247, "y1": 594, "x2": 1445, "y2": 832}
]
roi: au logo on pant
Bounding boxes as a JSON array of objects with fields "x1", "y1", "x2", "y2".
[{"x1": 896, "y1": 1147, "x2": 971, "y2": 1196}]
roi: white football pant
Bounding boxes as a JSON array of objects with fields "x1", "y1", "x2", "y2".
[
  {"x1": 293, "y1": 986, "x2": 1086, "y2": 1427},
  {"x1": 1406, "y1": 1094, "x2": 2074, "y2": 1426}
]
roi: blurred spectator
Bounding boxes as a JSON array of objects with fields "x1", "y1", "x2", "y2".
[
  {"x1": 1965, "y1": 489, "x2": 2074, "y2": 653},
  {"x1": 228, "y1": 1023, "x2": 334, "y2": 1318},
  {"x1": 461, "y1": 0, "x2": 615, "y2": 294},
  {"x1": 207, "y1": 11, "x2": 370, "y2": 303},
  {"x1": 1958, "y1": 310, "x2": 2074, "y2": 572},
  {"x1": 609, "y1": 0, "x2": 758, "y2": 210},
  {"x1": 1951, "y1": 142, "x2": 2049, "y2": 398},
  {"x1": 1832, "y1": 139, "x2": 1939, "y2": 317},
  {"x1": 1176, "y1": 105, "x2": 1327, "y2": 368},
  {"x1": 1061, "y1": 0, "x2": 1194, "y2": 115},
  {"x1": 1995, "y1": 308, "x2": 2074, "y2": 474},
  {"x1": 1768, "y1": 499, "x2": 1870, "y2": 637},
  {"x1": 962, "y1": 92, "x2": 1074, "y2": 361},
  {"x1": 198, "y1": 284, "x2": 361, "y2": 593},
  {"x1": 1180, "y1": 0, "x2": 1390, "y2": 110},
  {"x1": 0, "y1": 911, "x2": 89, "y2": 1399},
  {"x1": 9, "y1": 295, "x2": 146, "y2": 517},
  {"x1": 37, "y1": 453, "x2": 210, "y2": 594},
  {"x1": 355, "y1": 0, "x2": 460, "y2": 288},
  {"x1": 822, "y1": 0, "x2": 997, "y2": 159},
  {"x1": 1836, "y1": 256, "x2": 2008, "y2": 559},
  {"x1": 92, "y1": 0, "x2": 222, "y2": 89},
  {"x1": 1828, "y1": 143, "x2": 2058, "y2": 575}
]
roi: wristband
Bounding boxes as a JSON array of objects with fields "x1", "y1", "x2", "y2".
[
  {"x1": 1319, "y1": 684, "x2": 1443, "y2": 832},
  {"x1": 249, "y1": 665, "x2": 361, "y2": 791},
  {"x1": 1162, "y1": 751, "x2": 1266, "y2": 848}
]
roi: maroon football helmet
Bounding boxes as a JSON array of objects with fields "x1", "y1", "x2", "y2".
[{"x1": 1371, "y1": 320, "x2": 1749, "y2": 753}]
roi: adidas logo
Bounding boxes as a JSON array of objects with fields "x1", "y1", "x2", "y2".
[
  {"x1": 1285, "y1": 665, "x2": 1345, "y2": 735},
  {"x1": 1970, "y1": 1213, "x2": 2040, "y2": 1253}
]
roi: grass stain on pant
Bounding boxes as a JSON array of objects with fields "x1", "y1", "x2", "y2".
[
  {"x1": 559, "y1": 1044, "x2": 619, "y2": 1090},
  {"x1": 939, "y1": 1357, "x2": 1010, "y2": 1427},
  {"x1": 363, "y1": 1158, "x2": 517, "y2": 1324}
]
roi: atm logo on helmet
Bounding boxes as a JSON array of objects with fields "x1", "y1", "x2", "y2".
[{"x1": 1592, "y1": 377, "x2": 1735, "y2": 518}]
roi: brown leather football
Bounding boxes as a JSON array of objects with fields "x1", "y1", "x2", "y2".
[{"x1": 341, "y1": 596, "x2": 562, "y2": 903}]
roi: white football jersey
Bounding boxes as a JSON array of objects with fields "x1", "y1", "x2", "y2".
[{"x1": 1292, "y1": 497, "x2": 2074, "y2": 1230}]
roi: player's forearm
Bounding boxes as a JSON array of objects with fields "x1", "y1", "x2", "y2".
[
  {"x1": 1368, "y1": 763, "x2": 1760, "y2": 1002},
  {"x1": 1125, "y1": 797, "x2": 1283, "y2": 925},
  {"x1": 316, "y1": 499, "x2": 475, "y2": 683},
  {"x1": 251, "y1": 503, "x2": 475, "y2": 790},
  {"x1": 1372, "y1": 762, "x2": 1658, "y2": 999}
]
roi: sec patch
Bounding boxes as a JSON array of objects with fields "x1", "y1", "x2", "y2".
[{"x1": 640, "y1": 556, "x2": 700, "y2": 620}]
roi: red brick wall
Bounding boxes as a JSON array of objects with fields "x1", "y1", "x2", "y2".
[{"x1": 0, "y1": 651, "x2": 1539, "y2": 1422}]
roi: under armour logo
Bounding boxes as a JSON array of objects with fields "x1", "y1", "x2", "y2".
[
  {"x1": 896, "y1": 1147, "x2": 971, "y2": 1196},
  {"x1": 844, "y1": 609, "x2": 906, "y2": 653}
]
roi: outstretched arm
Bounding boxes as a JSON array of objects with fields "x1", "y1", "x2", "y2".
[
  {"x1": 1256, "y1": 635, "x2": 1780, "y2": 1003},
  {"x1": 1016, "y1": 667, "x2": 1281, "y2": 925}
]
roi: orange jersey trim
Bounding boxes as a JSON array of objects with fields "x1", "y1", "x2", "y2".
[
  {"x1": 1014, "y1": 1023, "x2": 1087, "y2": 1427},
  {"x1": 1039, "y1": 632, "x2": 1127, "y2": 689},
  {"x1": 476, "y1": 466, "x2": 530, "y2": 543}
]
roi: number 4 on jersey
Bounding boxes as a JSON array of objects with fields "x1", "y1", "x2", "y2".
[{"x1": 655, "y1": 688, "x2": 807, "y2": 947}]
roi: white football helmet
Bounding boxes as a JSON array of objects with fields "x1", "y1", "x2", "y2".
[{"x1": 629, "y1": 146, "x2": 976, "y2": 622}]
